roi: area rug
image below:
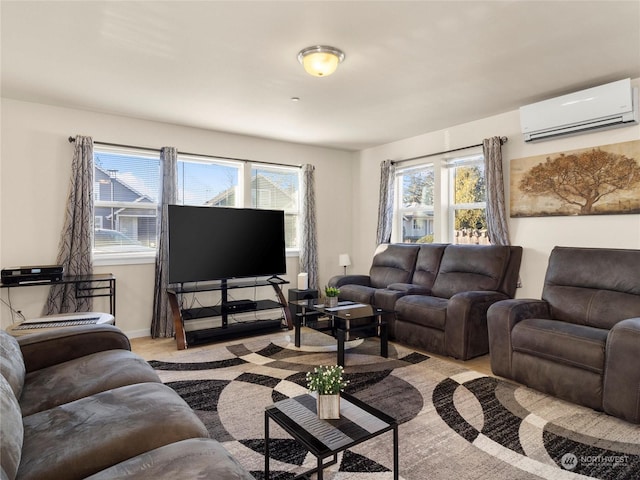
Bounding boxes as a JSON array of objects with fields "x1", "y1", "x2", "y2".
[{"x1": 149, "y1": 328, "x2": 640, "y2": 480}]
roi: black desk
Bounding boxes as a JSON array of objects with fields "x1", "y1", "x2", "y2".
[{"x1": 1, "y1": 274, "x2": 116, "y2": 316}]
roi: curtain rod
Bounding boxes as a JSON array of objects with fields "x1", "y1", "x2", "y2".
[
  {"x1": 391, "y1": 136, "x2": 508, "y2": 165},
  {"x1": 68, "y1": 136, "x2": 302, "y2": 169}
]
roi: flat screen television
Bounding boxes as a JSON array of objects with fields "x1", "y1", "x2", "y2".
[{"x1": 168, "y1": 205, "x2": 286, "y2": 284}]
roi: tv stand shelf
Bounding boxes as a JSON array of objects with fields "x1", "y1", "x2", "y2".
[{"x1": 167, "y1": 278, "x2": 292, "y2": 350}]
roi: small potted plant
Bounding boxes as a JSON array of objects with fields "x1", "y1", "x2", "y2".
[
  {"x1": 325, "y1": 286, "x2": 340, "y2": 307},
  {"x1": 306, "y1": 365, "x2": 348, "y2": 419}
]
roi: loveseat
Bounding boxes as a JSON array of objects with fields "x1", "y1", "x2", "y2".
[
  {"x1": 0, "y1": 324, "x2": 254, "y2": 480},
  {"x1": 329, "y1": 243, "x2": 522, "y2": 360},
  {"x1": 487, "y1": 246, "x2": 640, "y2": 424}
]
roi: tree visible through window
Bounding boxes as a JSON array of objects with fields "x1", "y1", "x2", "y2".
[
  {"x1": 450, "y1": 155, "x2": 490, "y2": 245},
  {"x1": 396, "y1": 165, "x2": 435, "y2": 243},
  {"x1": 392, "y1": 152, "x2": 490, "y2": 245}
]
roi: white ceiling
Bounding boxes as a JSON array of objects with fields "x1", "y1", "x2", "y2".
[{"x1": 2, "y1": 1, "x2": 639, "y2": 151}]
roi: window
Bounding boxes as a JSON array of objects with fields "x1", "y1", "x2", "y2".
[
  {"x1": 448, "y1": 154, "x2": 490, "y2": 245},
  {"x1": 177, "y1": 155, "x2": 241, "y2": 207},
  {"x1": 394, "y1": 164, "x2": 435, "y2": 243},
  {"x1": 93, "y1": 147, "x2": 301, "y2": 262},
  {"x1": 93, "y1": 147, "x2": 160, "y2": 259},
  {"x1": 392, "y1": 152, "x2": 489, "y2": 245},
  {"x1": 251, "y1": 165, "x2": 301, "y2": 249}
]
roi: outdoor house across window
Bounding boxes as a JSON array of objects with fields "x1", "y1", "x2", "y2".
[
  {"x1": 93, "y1": 146, "x2": 160, "y2": 262},
  {"x1": 93, "y1": 146, "x2": 301, "y2": 264},
  {"x1": 394, "y1": 163, "x2": 435, "y2": 244},
  {"x1": 392, "y1": 151, "x2": 489, "y2": 245}
]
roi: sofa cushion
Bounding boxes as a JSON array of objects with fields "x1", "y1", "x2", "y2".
[
  {"x1": 411, "y1": 244, "x2": 447, "y2": 289},
  {"x1": 431, "y1": 245, "x2": 510, "y2": 299},
  {"x1": 0, "y1": 331, "x2": 25, "y2": 399},
  {"x1": 369, "y1": 244, "x2": 420, "y2": 289},
  {"x1": 373, "y1": 288, "x2": 407, "y2": 312},
  {"x1": 18, "y1": 382, "x2": 209, "y2": 480},
  {"x1": 20, "y1": 349, "x2": 162, "y2": 416},
  {"x1": 1, "y1": 375, "x2": 23, "y2": 480},
  {"x1": 84, "y1": 438, "x2": 254, "y2": 480},
  {"x1": 338, "y1": 284, "x2": 377, "y2": 304},
  {"x1": 542, "y1": 247, "x2": 640, "y2": 329},
  {"x1": 511, "y1": 318, "x2": 608, "y2": 374},
  {"x1": 395, "y1": 295, "x2": 449, "y2": 330}
]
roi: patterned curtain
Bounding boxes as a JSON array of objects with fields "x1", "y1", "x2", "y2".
[
  {"x1": 151, "y1": 147, "x2": 178, "y2": 338},
  {"x1": 299, "y1": 164, "x2": 318, "y2": 289},
  {"x1": 44, "y1": 136, "x2": 94, "y2": 314},
  {"x1": 483, "y1": 136, "x2": 511, "y2": 245},
  {"x1": 376, "y1": 159, "x2": 395, "y2": 245}
]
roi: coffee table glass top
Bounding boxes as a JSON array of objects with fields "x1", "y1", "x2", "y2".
[
  {"x1": 265, "y1": 392, "x2": 396, "y2": 457},
  {"x1": 292, "y1": 299, "x2": 392, "y2": 320}
]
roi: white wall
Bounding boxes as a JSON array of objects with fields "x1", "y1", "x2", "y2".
[
  {"x1": 3, "y1": 80, "x2": 640, "y2": 337},
  {"x1": 353, "y1": 79, "x2": 640, "y2": 298},
  {"x1": 0, "y1": 98, "x2": 355, "y2": 336}
]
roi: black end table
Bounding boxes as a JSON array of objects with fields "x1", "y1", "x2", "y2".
[
  {"x1": 265, "y1": 392, "x2": 398, "y2": 480},
  {"x1": 292, "y1": 300, "x2": 390, "y2": 366}
]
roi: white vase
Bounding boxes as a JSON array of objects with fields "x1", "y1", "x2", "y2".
[
  {"x1": 317, "y1": 393, "x2": 340, "y2": 419},
  {"x1": 326, "y1": 296, "x2": 338, "y2": 307}
]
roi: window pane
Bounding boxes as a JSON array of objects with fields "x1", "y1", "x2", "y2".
[
  {"x1": 93, "y1": 149, "x2": 160, "y2": 253},
  {"x1": 401, "y1": 167, "x2": 434, "y2": 208},
  {"x1": 402, "y1": 212, "x2": 434, "y2": 243},
  {"x1": 251, "y1": 167, "x2": 299, "y2": 210},
  {"x1": 453, "y1": 208, "x2": 490, "y2": 245},
  {"x1": 251, "y1": 166, "x2": 300, "y2": 249},
  {"x1": 178, "y1": 159, "x2": 240, "y2": 207},
  {"x1": 454, "y1": 164, "x2": 486, "y2": 204}
]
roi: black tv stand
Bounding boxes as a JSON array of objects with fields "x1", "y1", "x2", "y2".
[
  {"x1": 167, "y1": 278, "x2": 292, "y2": 350},
  {"x1": 267, "y1": 275, "x2": 287, "y2": 284}
]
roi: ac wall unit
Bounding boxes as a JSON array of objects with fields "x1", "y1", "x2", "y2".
[{"x1": 520, "y1": 78, "x2": 638, "y2": 142}]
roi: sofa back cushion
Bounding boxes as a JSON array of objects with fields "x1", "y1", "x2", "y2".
[
  {"x1": 542, "y1": 247, "x2": 640, "y2": 329},
  {"x1": 0, "y1": 331, "x2": 25, "y2": 399},
  {"x1": 369, "y1": 244, "x2": 420, "y2": 289},
  {"x1": 1, "y1": 374, "x2": 23, "y2": 480},
  {"x1": 410, "y1": 244, "x2": 448, "y2": 289},
  {"x1": 431, "y1": 245, "x2": 511, "y2": 299}
]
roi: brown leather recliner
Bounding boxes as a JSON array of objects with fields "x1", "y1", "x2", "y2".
[{"x1": 488, "y1": 246, "x2": 640, "y2": 424}]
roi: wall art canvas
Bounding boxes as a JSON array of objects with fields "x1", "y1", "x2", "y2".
[{"x1": 510, "y1": 139, "x2": 640, "y2": 217}]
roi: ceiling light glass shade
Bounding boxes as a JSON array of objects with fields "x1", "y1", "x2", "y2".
[{"x1": 297, "y1": 46, "x2": 345, "y2": 77}]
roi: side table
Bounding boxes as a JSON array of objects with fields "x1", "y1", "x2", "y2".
[{"x1": 265, "y1": 392, "x2": 398, "y2": 480}]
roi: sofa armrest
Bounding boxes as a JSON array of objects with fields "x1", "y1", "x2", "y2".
[
  {"x1": 444, "y1": 291, "x2": 509, "y2": 359},
  {"x1": 487, "y1": 298, "x2": 551, "y2": 378},
  {"x1": 18, "y1": 324, "x2": 131, "y2": 373},
  {"x1": 328, "y1": 275, "x2": 371, "y2": 288},
  {"x1": 603, "y1": 317, "x2": 640, "y2": 423},
  {"x1": 387, "y1": 283, "x2": 431, "y2": 295}
]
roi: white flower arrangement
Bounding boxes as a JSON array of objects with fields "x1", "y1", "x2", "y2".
[{"x1": 306, "y1": 365, "x2": 349, "y2": 395}]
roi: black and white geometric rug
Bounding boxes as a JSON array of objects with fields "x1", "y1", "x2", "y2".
[{"x1": 149, "y1": 328, "x2": 640, "y2": 480}]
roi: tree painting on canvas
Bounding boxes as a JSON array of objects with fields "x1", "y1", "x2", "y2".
[{"x1": 510, "y1": 140, "x2": 640, "y2": 217}]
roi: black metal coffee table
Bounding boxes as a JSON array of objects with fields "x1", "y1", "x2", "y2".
[
  {"x1": 292, "y1": 300, "x2": 390, "y2": 366},
  {"x1": 264, "y1": 392, "x2": 398, "y2": 480}
]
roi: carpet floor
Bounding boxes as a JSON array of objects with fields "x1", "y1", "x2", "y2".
[{"x1": 148, "y1": 328, "x2": 640, "y2": 480}]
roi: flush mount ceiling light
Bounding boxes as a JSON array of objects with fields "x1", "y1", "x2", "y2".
[{"x1": 297, "y1": 45, "x2": 345, "y2": 77}]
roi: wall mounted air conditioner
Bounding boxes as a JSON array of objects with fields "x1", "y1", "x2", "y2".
[{"x1": 519, "y1": 78, "x2": 638, "y2": 142}]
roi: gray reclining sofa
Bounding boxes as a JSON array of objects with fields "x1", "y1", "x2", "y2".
[{"x1": 329, "y1": 243, "x2": 522, "y2": 360}]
